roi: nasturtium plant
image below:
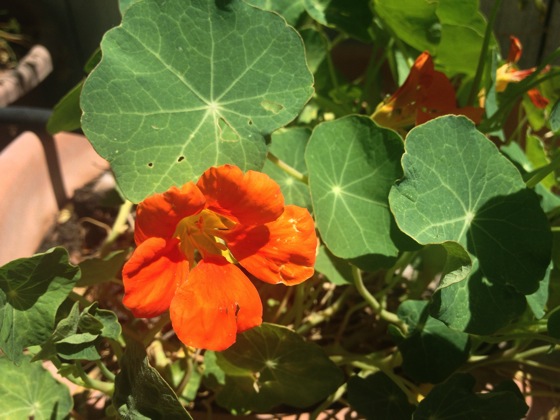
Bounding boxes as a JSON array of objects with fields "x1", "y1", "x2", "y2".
[
  {"x1": 81, "y1": 0, "x2": 313, "y2": 202},
  {"x1": 9, "y1": 0, "x2": 560, "y2": 418},
  {"x1": 0, "y1": 356, "x2": 73, "y2": 419},
  {"x1": 204, "y1": 323, "x2": 344, "y2": 413},
  {"x1": 0, "y1": 248, "x2": 79, "y2": 363}
]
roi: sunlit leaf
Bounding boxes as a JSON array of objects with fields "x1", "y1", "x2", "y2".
[
  {"x1": 0, "y1": 248, "x2": 79, "y2": 363},
  {"x1": 306, "y1": 115, "x2": 406, "y2": 263},
  {"x1": 0, "y1": 355, "x2": 73, "y2": 419},
  {"x1": 389, "y1": 116, "x2": 551, "y2": 295},
  {"x1": 206, "y1": 323, "x2": 344, "y2": 413},
  {"x1": 81, "y1": 0, "x2": 313, "y2": 202}
]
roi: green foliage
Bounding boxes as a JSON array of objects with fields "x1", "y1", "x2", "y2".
[
  {"x1": 81, "y1": 0, "x2": 313, "y2": 202},
  {"x1": 347, "y1": 372, "x2": 414, "y2": 419},
  {"x1": 113, "y1": 339, "x2": 192, "y2": 419},
  {"x1": 204, "y1": 323, "x2": 344, "y2": 413},
  {"x1": 0, "y1": 355, "x2": 73, "y2": 419},
  {"x1": 414, "y1": 374, "x2": 528, "y2": 419},
  {"x1": 0, "y1": 248, "x2": 80, "y2": 363},
  {"x1": 306, "y1": 115, "x2": 407, "y2": 264},
  {"x1": 8, "y1": 0, "x2": 560, "y2": 417}
]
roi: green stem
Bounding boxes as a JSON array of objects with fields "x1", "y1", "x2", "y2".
[
  {"x1": 467, "y1": 0, "x2": 503, "y2": 106},
  {"x1": 296, "y1": 286, "x2": 353, "y2": 335},
  {"x1": 99, "y1": 199, "x2": 134, "y2": 257},
  {"x1": 351, "y1": 264, "x2": 406, "y2": 332},
  {"x1": 75, "y1": 362, "x2": 114, "y2": 396},
  {"x1": 95, "y1": 360, "x2": 116, "y2": 382},
  {"x1": 267, "y1": 152, "x2": 308, "y2": 184},
  {"x1": 525, "y1": 151, "x2": 560, "y2": 188}
]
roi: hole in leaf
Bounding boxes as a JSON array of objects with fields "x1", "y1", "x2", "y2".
[
  {"x1": 147, "y1": 162, "x2": 153, "y2": 168},
  {"x1": 177, "y1": 156, "x2": 185, "y2": 163},
  {"x1": 248, "y1": 119, "x2": 253, "y2": 126}
]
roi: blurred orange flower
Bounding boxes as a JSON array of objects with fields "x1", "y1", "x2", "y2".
[
  {"x1": 122, "y1": 165, "x2": 317, "y2": 350},
  {"x1": 495, "y1": 36, "x2": 549, "y2": 109},
  {"x1": 372, "y1": 51, "x2": 484, "y2": 130}
]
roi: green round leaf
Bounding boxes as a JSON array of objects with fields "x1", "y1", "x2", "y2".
[
  {"x1": 347, "y1": 373, "x2": 414, "y2": 420},
  {"x1": 0, "y1": 248, "x2": 80, "y2": 363},
  {"x1": 389, "y1": 116, "x2": 551, "y2": 295},
  {"x1": 209, "y1": 323, "x2": 344, "y2": 413},
  {"x1": 0, "y1": 356, "x2": 73, "y2": 419},
  {"x1": 306, "y1": 115, "x2": 406, "y2": 262},
  {"x1": 82, "y1": 0, "x2": 313, "y2": 202}
]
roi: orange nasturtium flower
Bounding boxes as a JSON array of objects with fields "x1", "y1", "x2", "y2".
[
  {"x1": 122, "y1": 164, "x2": 317, "y2": 351},
  {"x1": 372, "y1": 51, "x2": 484, "y2": 130},
  {"x1": 495, "y1": 36, "x2": 549, "y2": 109}
]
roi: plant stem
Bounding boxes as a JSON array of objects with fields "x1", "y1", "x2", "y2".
[
  {"x1": 75, "y1": 362, "x2": 114, "y2": 396},
  {"x1": 525, "y1": 151, "x2": 560, "y2": 188},
  {"x1": 296, "y1": 286, "x2": 353, "y2": 335},
  {"x1": 467, "y1": 0, "x2": 503, "y2": 106},
  {"x1": 266, "y1": 152, "x2": 308, "y2": 184},
  {"x1": 95, "y1": 360, "x2": 116, "y2": 382},
  {"x1": 351, "y1": 264, "x2": 406, "y2": 332},
  {"x1": 99, "y1": 199, "x2": 134, "y2": 258}
]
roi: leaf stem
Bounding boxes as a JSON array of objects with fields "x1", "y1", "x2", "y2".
[
  {"x1": 99, "y1": 199, "x2": 134, "y2": 258},
  {"x1": 467, "y1": 0, "x2": 502, "y2": 106},
  {"x1": 267, "y1": 152, "x2": 308, "y2": 184},
  {"x1": 351, "y1": 264, "x2": 406, "y2": 332},
  {"x1": 142, "y1": 312, "x2": 171, "y2": 346},
  {"x1": 95, "y1": 360, "x2": 116, "y2": 382},
  {"x1": 525, "y1": 151, "x2": 560, "y2": 188},
  {"x1": 74, "y1": 362, "x2": 114, "y2": 396}
]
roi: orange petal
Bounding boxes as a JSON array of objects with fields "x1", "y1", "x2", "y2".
[
  {"x1": 507, "y1": 36, "x2": 522, "y2": 64},
  {"x1": 134, "y1": 183, "x2": 206, "y2": 245},
  {"x1": 527, "y1": 88, "x2": 549, "y2": 109},
  {"x1": 196, "y1": 164, "x2": 284, "y2": 226},
  {"x1": 372, "y1": 51, "x2": 435, "y2": 129},
  {"x1": 227, "y1": 205, "x2": 317, "y2": 286},
  {"x1": 122, "y1": 237, "x2": 188, "y2": 318},
  {"x1": 169, "y1": 257, "x2": 263, "y2": 351}
]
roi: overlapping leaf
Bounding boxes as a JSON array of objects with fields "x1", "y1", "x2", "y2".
[
  {"x1": 262, "y1": 127, "x2": 312, "y2": 209},
  {"x1": 81, "y1": 0, "x2": 313, "y2": 202},
  {"x1": 0, "y1": 356, "x2": 73, "y2": 419},
  {"x1": 373, "y1": 0, "x2": 493, "y2": 77},
  {"x1": 114, "y1": 339, "x2": 192, "y2": 419},
  {"x1": 0, "y1": 248, "x2": 79, "y2": 363},
  {"x1": 204, "y1": 323, "x2": 344, "y2": 413},
  {"x1": 306, "y1": 115, "x2": 406, "y2": 264},
  {"x1": 389, "y1": 116, "x2": 551, "y2": 295},
  {"x1": 414, "y1": 374, "x2": 528, "y2": 419},
  {"x1": 394, "y1": 300, "x2": 470, "y2": 383}
]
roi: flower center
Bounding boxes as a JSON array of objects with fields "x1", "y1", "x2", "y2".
[{"x1": 174, "y1": 209, "x2": 235, "y2": 266}]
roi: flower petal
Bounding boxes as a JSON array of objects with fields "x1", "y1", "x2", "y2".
[
  {"x1": 227, "y1": 205, "x2": 317, "y2": 285},
  {"x1": 122, "y1": 237, "x2": 188, "y2": 318},
  {"x1": 196, "y1": 165, "x2": 284, "y2": 226},
  {"x1": 169, "y1": 257, "x2": 263, "y2": 351},
  {"x1": 527, "y1": 88, "x2": 549, "y2": 109},
  {"x1": 135, "y1": 182, "x2": 206, "y2": 244}
]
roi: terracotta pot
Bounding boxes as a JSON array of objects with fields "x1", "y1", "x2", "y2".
[{"x1": 0, "y1": 130, "x2": 108, "y2": 265}]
